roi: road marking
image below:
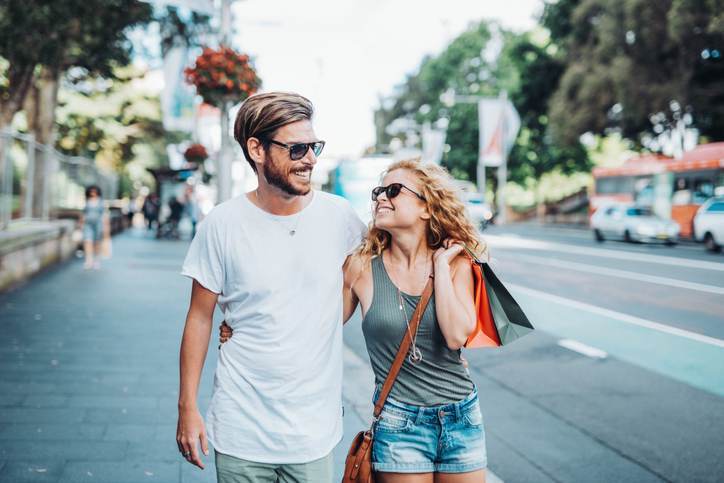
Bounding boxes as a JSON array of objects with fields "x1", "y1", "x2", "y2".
[
  {"x1": 485, "y1": 235, "x2": 724, "y2": 272},
  {"x1": 499, "y1": 225, "x2": 593, "y2": 239},
  {"x1": 509, "y1": 284, "x2": 724, "y2": 348},
  {"x1": 558, "y1": 339, "x2": 608, "y2": 359},
  {"x1": 510, "y1": 253, "x2": 724, "y2": 295},
  {"x1": 343, "y1": 346, "x2": 505, "y2": 483}
]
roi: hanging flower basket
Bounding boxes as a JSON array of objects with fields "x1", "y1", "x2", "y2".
[
  {"x1": 184, "y1": 143, "x2": 209, "y2": 164},
  {"x1": 184, "y1": 46, "x2": 262, "y2": 107}
]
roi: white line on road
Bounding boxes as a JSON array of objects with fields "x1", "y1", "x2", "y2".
[
  {"x1": 485, "y1": 235, "x2": 724, "y2": 272},
  {"x1": 510, "y1": 253, "x2": 724, "y2": 295},
  {"x1": 509, "y1": 284, "x2": 724, "y2": 348},
  {"x1": 557, "y1": 339, "x2": 608, "y2": 359}
]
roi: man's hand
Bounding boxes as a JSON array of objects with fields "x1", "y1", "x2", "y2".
[
  {"x1": 219, "y1": 321, "x2": 232, "y2": 346},
  {"x1": 176, "y1": 406, "x2": 209, "y2": 469}
]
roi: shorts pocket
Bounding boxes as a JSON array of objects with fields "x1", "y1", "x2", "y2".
[
  {"x1": 376, "y1": 409, "x2": 412, "y2": 433},
  {"x1": 463, "y1": 405, "x2": 483, "y2": 427}
]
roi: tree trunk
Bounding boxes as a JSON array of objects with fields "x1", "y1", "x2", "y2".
[
  {"x1": 25, "y1": 67, "x2": 60, "y2": 219},
  {"x1": 0, "y1": 64, "x2": 36, "y2": 129}
]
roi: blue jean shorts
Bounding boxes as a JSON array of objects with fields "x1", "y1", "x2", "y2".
[
  {"x1": 83, "y1": 220, "x2": 103, "y2": 242},
  {"x1": 371, "y1": 387, "x2": 487, "y2": 474}
]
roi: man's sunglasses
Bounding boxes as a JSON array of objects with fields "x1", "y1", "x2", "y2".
[
  {"x1": 371, "y1": 183, "x2": 426, "y2": 202},
  {"x1": 267, "y1": 139, "x2": 326, "y2": 161}
]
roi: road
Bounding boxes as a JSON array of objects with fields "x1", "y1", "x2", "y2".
[{"x1": 344, "y1": 222, "x2": 724, "y2": 483}]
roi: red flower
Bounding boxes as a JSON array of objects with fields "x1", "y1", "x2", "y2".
[
  {"x1": 185, "y1": 46, "x2": 262, "y2": 107},
  {"x1": 184, "y1": 143, "x2": 209, "y2": 162}
]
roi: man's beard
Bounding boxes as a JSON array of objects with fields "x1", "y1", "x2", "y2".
[{"x1": 262, "y1": 154, "x2": 311, "y2": 196}]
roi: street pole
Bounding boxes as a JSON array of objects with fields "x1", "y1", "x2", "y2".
[
  {"x1": 497, "y1": 91, "x2": 508, "y2": 225},
  {"x1": 476, "y1": 101, "x2": 486, "y2": 200},
  {"x1": 217, "y1": 0, "x2": 232, "y2": 203}
]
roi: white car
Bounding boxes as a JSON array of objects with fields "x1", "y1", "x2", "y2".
[
  {"x1": 693, "y1": 197, "x2": 724, "y2": 252},
  {"x1": 463, "y1": 192, "x2": 494, "y2": 229},
  {"x1": 591, "y1": 204, "x2": 679, "y2": 245}
]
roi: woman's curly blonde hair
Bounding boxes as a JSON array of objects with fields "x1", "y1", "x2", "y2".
[{"x1": 357, "y1": 158, "x2": 487, "y2": 261}]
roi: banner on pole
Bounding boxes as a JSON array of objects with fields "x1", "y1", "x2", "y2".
[
  {"x1": 161, "y1": 46, "x2": 197, "y2": 132},
  {"x1": 421, "y1": 122, "x2": 447, "y2": 165},
  {"x1": 477, "y1": 98, "x2": 520, "y2": 167}
]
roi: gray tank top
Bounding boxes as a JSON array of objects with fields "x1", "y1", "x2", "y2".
[{"x1": 361, "y1": 256, "x2": 474, "y2": 406}]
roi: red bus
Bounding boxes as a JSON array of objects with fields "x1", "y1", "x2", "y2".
[{"x1": 590, "y1": 143, "x2": 724, "y2": 238}]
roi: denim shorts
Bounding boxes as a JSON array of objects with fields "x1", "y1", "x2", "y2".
[{"x1": 371, "y1": 387, "x2": 487, "y2": 474}]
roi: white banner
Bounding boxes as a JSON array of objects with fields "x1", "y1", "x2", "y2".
[
  {"x1": 421, "y1": 121, "x2": 447, "y2": 165},
  {"x1": 161, "y1": 46, "x2": 197, "y2": 132},
  {"x1": 477, "y1": 98, "x2": 520, "y2": 167}
]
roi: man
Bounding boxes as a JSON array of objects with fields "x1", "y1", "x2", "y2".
[{"x1": 177, "y1": 92, "x2": 366, "y2": 482}]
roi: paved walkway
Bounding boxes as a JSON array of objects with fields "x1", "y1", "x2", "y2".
[{"x1": 0, "y1": 229, "x2": 365, "y2": 482}]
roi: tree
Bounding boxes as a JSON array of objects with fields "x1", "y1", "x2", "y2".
[
  {"x1": 375, "y1": 22, "x2": 501, "y2": 182},
  {"x1": 0, "y1": 0, "x2": 152, "y2": 216},
  {"x1": 374, "y1": 19, "x2": 591, "y2": 191},
  {"x1": 547, "y1": 0, "x2": 724, "y2": 147},
  {"x1": 56, "y1": 66, "x2": 185, "y2": 197},
  {"x1": 505, "y1": 32, "x2": 591, "y2": 182}
]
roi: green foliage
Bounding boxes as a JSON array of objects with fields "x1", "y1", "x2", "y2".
[
  {"x1": 374, "y1": 20, "x2": 591, "y2": 187},
  {"x1": 547, "y1": 0, "x2": 724, "y2": 146},
  {"x1": 375, "y1": 22, "x2": 500, "y2": 183},
  {"x1": 55, "y1": 66, "x2": 184, "y2": 196},
  {"x1": 505, "y1": 32, "x2": 591, "y2": 182},
  {"x1": 157, "y1": 6, "x2": 212, "y2": 57},
  {"x1": 0, "y1": 0, "x2": 152, "y2": 77}
]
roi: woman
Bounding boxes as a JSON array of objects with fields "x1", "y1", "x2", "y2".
[
  {"x1": 222, "y1": 159, "x2": 487, "y2": 482},
  {"x1": 80, "y1": 185, "x2": 109, "y2": 270},
  {"x1": 343, "y1": 159, "x2": 486, "y2": 482}
]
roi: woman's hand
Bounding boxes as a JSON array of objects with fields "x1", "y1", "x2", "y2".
[
  {"x1": 432, "y1": 239, "x2": 476, "y2": 350},
  {"x1": 218, "y1": 321, "x2": 232, "y2": 347},
  {"x1": 433, "y1": 239, "x2": 466, "y2": 267}
]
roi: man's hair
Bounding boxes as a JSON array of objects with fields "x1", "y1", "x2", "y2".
[{"x1": 233, "y1": 92, "x2": 314, "y2": 173}]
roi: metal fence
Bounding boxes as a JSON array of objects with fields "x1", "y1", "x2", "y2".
[{"x1": 0, "y1": 130, "x2": 117, "y2": 229}]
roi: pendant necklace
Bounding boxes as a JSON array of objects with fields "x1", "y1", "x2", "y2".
[
  {"x1": 255, "y1": 190, "x2": 304, "y2": 236},
  {"x1": 398, "y1": 289, "x2": 423, "y2": 364}
]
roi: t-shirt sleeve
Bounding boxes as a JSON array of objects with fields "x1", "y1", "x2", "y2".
[
  {"x1": 343, "y1": 202, "x2": 367, "y2": 256},
  {"x1": 180, "y1": 215, "x2": 224, "y2": 294}
]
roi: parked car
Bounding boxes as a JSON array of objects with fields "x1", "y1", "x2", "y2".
[
  {"x1": 463, "y1": 192, "x2": 494, "y2": 229},
  {"x1": 693, "y1": 197, "x2": 724, "y2": 252},
  {"x1": 591, "y1": 203, "x2": 679, "y2": 245}
]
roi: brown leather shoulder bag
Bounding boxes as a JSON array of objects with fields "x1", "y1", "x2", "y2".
[{"x1": 342, "y1": 276, "x2": 434, "y2": 483}]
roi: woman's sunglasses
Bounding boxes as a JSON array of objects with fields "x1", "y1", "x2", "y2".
[
  {"x1": 371, "y1": 183, "x2": 426, "y2": 201},
  {"x1": 267, "y1": 139, "x2": 326, "y2": 161}
]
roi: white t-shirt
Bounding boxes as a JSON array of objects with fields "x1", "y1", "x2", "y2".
[{"x1": 181, "y1": 190, "x2": 366, "y2": 464}]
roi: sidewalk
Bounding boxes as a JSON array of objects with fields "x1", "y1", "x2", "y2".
[{"x1": 0, "y1": 230, "x2": 389, "y2": 482}]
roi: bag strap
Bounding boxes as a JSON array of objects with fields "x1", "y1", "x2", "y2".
[{"x1": 372, "y1": 275, "x2": 434, "y2": 419}]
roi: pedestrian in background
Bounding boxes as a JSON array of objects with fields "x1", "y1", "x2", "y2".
[
  {"x1": 142, "y1": 193, "x2": 160, "y2": 230},
  {"x1": 80, "y1": 185, "x2": 109, "y2": 270},
  {"x1": 184, "y1": 185, "x2": 200, "y2": 239},
  {"x1": 126, "y1": 196, "x2": 137, "y2": 228},
  {"x1": 176, "y1": 92, "x2": 365, "y2": 482}
]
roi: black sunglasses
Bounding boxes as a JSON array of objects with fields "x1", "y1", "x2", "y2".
[
  {"x1": 267, "y1": 139, "x2": 325, "y2": 161},
  {"x1": 371, "y1": 183, "x2": 426, "y2": 202}
]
